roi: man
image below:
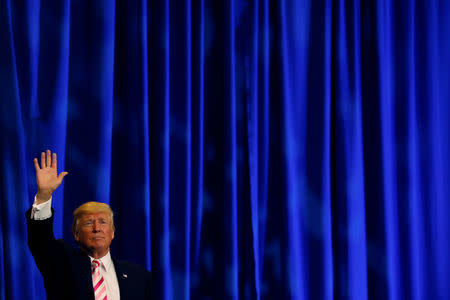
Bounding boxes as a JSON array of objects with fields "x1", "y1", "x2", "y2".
[{"x1": 27, "y1": 150, "x2": 152, "y2": 300}]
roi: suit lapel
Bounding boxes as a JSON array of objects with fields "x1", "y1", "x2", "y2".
[
  {"x1": 113, "y1": 259, "x2": 130, "y2": 298},
  {"x1": 75, "y1": 250, "x2": 95, "y2": 300}
]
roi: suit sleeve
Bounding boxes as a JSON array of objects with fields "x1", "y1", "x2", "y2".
[
  {"x1": 26, "y1": 207, "x2": 62, "y2": 281},
  {"x1": 145, "y1": 270, "x2": 152, "y2": 299}
]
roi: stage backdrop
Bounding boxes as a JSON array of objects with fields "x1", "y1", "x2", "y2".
[{"x1": 1, "y1": 0, "x2": 449, "y2": 299}]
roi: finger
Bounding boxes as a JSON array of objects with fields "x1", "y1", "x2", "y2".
[
  {"x1": 41, "y1": 152, "x2": 46, "y2": 168},
  {"x1": 46, "y1": 150, "x2": 51, "y2": 168},
  {"x1": 34, "y1": 158, "x2": 41, "y2": 171},
  {"x1": 52, "y1": 152, "x2": 57, "y2": 169},
  {"x1": 57, "y1": 172, "x2": 69, "y2": 183}
]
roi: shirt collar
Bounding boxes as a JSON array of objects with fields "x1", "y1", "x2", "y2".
[{"x1": 89, "y1": 251, "x2": 113, "y2": 272}]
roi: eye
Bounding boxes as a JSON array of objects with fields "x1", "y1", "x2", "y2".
[{"x1": 83, "y1": 221, "x2": 93, "y2": 227}]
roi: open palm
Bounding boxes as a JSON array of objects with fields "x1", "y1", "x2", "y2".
[{"x1": 34, "y1": 150, "x2": 68, "y2": 203}]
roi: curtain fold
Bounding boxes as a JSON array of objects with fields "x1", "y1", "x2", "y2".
[
  {"x1": 1, "y1": 0, "x2": 450, "y2": 299},
  {"x1": 322, "y1": 0, "x2": 333, "y2": 299},
  {"x1": 427, "y1": 2, "x2": 449, "y2": 299},
  {"x1": 406, "y1": 2, "x2": 425, "y2": 300},
  {"x1": 279, "y1": 1, "x2": 310, "y2": 299},
  {"x1": 335, "y1": 0, "x2": 368, "y2": 298}
]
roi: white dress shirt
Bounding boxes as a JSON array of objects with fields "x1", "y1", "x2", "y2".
[{"x1": 31, "y1": 197, "x2": 121, "y2": 300}]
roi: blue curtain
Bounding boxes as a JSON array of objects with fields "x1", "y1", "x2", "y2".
[{"x1": 1, "y1": 0, "x2": 449, "y2": 299}]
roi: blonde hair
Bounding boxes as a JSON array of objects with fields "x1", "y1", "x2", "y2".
[{"x1": 72, "y1": 202, "x2": 115, "y2": 236}]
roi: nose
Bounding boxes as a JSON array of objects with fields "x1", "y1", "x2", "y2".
[{"x1": 92, "y1": 222, "x2": 100, "y2": 232}]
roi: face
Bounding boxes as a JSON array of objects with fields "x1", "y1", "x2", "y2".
[{"x1": 74, "y1": 213, "x2": 114, "y2": 258}]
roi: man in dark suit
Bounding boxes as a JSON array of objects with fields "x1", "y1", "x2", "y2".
[{"x1": 27, "y1": 150, "x2": 152, "y2": 300}]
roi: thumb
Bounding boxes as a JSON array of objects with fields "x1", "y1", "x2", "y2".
[{"x1": 57, "y1": 172, "x2": 69, "y2": 183}]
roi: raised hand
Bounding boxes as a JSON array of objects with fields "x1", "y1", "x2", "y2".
[{"x1": 34, "y1": 150, "x2": 68, "y2": 204}]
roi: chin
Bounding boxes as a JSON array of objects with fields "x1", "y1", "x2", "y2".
[{"x1": 91, "y1": 242, "x2": 107, "y2": 249}]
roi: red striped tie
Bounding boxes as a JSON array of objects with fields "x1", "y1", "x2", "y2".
[{"x1": 92, "y1": 259, "x2": 107, "y2": 300}]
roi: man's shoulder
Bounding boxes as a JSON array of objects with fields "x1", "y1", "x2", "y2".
[
  {"x1": 114, "y1": 259, "x2": 151, "y2": 275},
  {"x1": 113, "y1": 259, "x2": 152, "y2": 286},
  {"x1": 113, "y1": 259, "x2": 152, "y2": 298}
]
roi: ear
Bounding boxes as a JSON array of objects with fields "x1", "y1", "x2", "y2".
[
  {"x1": 74, "y1": 232, "x2": 80, "y2": 242},
  {"x1": 111, "y1": 230, "x2": 115, "y2": 240}
]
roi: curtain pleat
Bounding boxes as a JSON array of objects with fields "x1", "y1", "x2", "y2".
[
  {"x1": 322, "y1": 0, "x2": 333, "y2": 299},
  {"x1": 406, "y1": 1, "x2": 426, "y2": 299},
  {"x1": 96, "y1": 0, "x2": 115, "y2": 206},
  {"x1": 140, "y1": 0, "x2": 152, "y2": 272},
  {"x1": 377, "y1": 1, "x2": 403, "y2": 299},
  {"x1": 335, "y1": 0, "x2": 368, "y2": 299},
  {"x1": 162, "y1": 0, "x2": 173, "y2": 298},
  {"x1": 279, "y1": 0, "x2": 310, "y2": 298},
  {"x1": 248, "y1": 0, "x2": 260, "y2": 297},
  {"x1": 427, "y1": 1, "x2": 449, "y2": 298},
  {"x1": 184, "y1": 1, "x2": 192, "y2": 299},
  {"x1": 193, "y1": 0, "x2": 205, "y2": 271},
  {"x1": 1, "y1": 1, "x2": 45, "y2": 299}
]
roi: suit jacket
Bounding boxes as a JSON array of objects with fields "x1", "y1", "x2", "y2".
[{"x1": 26, "y1": 208, "x2": 152, "y2": 300}]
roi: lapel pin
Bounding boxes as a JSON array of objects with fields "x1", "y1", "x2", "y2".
[{"x1": 123, "y1": 274, "x2": 128, "y2": 278}]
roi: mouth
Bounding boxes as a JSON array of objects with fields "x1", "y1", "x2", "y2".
[{"x1": 91, "y1": 237, "x2": 105, "y2": 240}]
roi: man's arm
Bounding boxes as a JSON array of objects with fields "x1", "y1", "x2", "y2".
[
  {"x1": 145, "y1": 270, "x2": 152, "y2": 299},
  {"x1": 27, "y1": 150, "x2": 68, "y2": 277}
]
